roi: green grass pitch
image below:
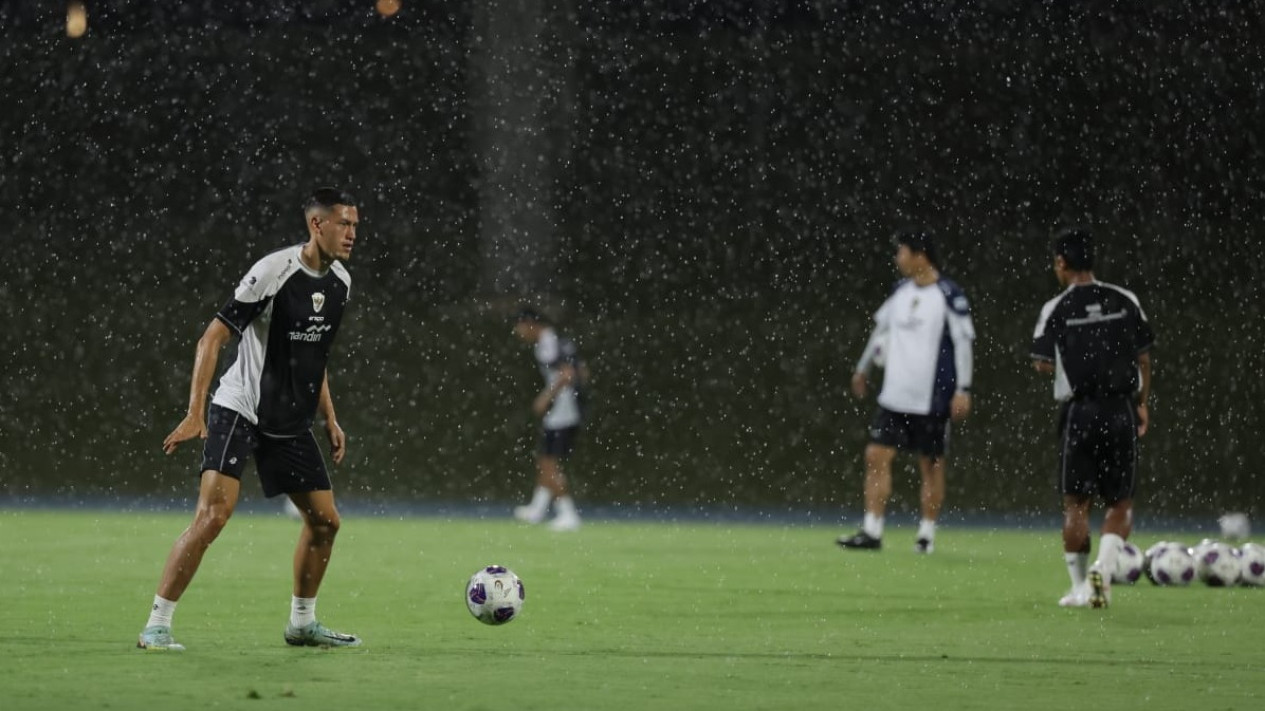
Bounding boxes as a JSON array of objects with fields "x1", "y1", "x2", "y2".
[{"x1": 1, "y1": 509, "x2": 1262, "y2": 710}]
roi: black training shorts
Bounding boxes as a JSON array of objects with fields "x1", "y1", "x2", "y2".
[
  {"x1": 538, "y1": 426, "x2": 581, "y2": 459},
  {"x1": 1057, "y1": 397, "x2": 1137, "y2": 504},
  {"x1": 199, "y1": 404, "x2": 332, "y2": 497},
  {"x1": 868, "y1": 407, "x2": 950, "y2": 458}
]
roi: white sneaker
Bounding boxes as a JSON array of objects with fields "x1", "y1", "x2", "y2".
[
  {"x1": 547, "y1": 514, "x2": 581, "y2": 532},
  {"x1": 1058, "y1": 585, "x2": 1090, "y2": 608},
  {"x1": 1089, "y1": 565, "x2": 1111, "y2": 608},
  {"x1": 513, "y1": 505, "x2": 545, "y2": 524}
]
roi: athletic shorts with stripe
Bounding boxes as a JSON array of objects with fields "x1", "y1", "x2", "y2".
[
  {"x1": 1057, "y1": 397, "x2": 1137, "y2": 504},
  {"x1": 199, "y1": 404, "x2": 332, "y2": 497}
]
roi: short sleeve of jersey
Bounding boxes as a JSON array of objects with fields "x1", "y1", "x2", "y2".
[
  {"x1": 939, "y1": 279, "x2": 976, "y2": 340},
  {"x1": 1133, "y1": 305, "x2": 1155, "y2": 354},
  {"x1": 1030, "y1": 298, "x2": 1059, "y2": 362},
  {"x1": 215, "y1": 253, "x2": 285, "y2": 335},
  {"x1": 535, "y1": 329, "x2": 561, "y2": 367},
  {"x1": 873, "y1": 280, "x2": 905, "y2": 329}
]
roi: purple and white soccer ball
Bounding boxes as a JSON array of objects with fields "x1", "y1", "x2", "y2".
[
  {"x1": 466, "y1": 565, "x2": 525, "y2": 625},
  {"x1": 1218, "y1": 512, "x2": 1251, "y2": 542},
  {"x1": 1195, "y1": 541, "x2": 1241, "y2": 587},
  {"x1": 1146, "y1": 543, "x2": 1196, "y2": 586},
  {"x1": 1143, "y1": 541, "x2": 1175, "y2": 584},
  {"x1": 1112, "y1": 542, "x2": 1144, "y2": 584},
  {"x1": 1238, "y1": 543, "x2": 1265, "y2": 587}
]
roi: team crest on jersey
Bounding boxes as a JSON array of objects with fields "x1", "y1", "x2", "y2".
[{"x1": 312, "y1": 292, "x2": 326, "y2": 313}]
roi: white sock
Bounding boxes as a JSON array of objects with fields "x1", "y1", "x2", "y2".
[
  {"x1": 1065, "y1": 552, "x2": 1088, "y2": 588},
  {"x1": 917, "y1": 518, "x2": 936, "y2": 541},
  {"x1": 863, "y1": 512, "x2": 884, "y2": 539},
  {"x1": 146, "y1": 595, "x2": 177, "y2": 629},
  {"x1": 1095, "y1": 534, "x2": 1124, "y2": 577},
  {"x1": 291, "y1": 596, "x2": 317, "y2": 628},
  {"x1": 528, "y1": 486, "x2": 552, "y2": 514},
  {"x1": 554, "y1": 496, "x2": 579, "y2": 519}
]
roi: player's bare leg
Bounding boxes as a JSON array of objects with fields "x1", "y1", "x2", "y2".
[
  {"x1": 1087, "y1": 498, "x2": 1132, "y2": 609},
  {"x1": 515, "y1": 454, "x2": 557, "y2": 524},
  {"x1": 1060, "y1": 495, "x2": 1093, "y2": 608},
  {"x1": 538, "y1": 454, "x2": 581, "y2": 532},
  {"x1": 915, "y1": 455, "x2": 946, "y2": 553},
  {"x1": 863, "y1": 443, "x2": 895, "y2": 518},
  {"x1": 283, "y1": 489, "x2": 360, "y2": 647},
  {"x1": 139, "y1": 471, "x2": 241, "y2": 650},
  {"x1": 288, "y1": 489, "x2": 341, "y2": 598},
  {"x1": 158, "y1": 471, "x2": 242, "y2": 600},
  {"x1": 838, "y1": 444, "x2": 894, "y2": 550},
  {"x1": 538, "y1": 454, "x2": 567, "y2": 498}
]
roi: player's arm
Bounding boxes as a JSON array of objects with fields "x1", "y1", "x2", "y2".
[
  {"x1": 852, "y1": 302, "x2": 892, "y2": 399},
  {"x1": 163, "y1": 319, "x2": 234, "y2": 454},
  {"x1": 1135, "y1": 351, "x2": 1151, "y2": 437},
  {"x1": 318, "y1": 369, "x2": 346, "y2": 464},
  {"x1": 533, "y1": 363, "x2": 575, "y2": 417},
  {"x1": 947, "y1": 307, "x2": 975, "y2": 421},
  {"x1": 1030, "y1": 299, "x2": 1058, "y2": 375}
]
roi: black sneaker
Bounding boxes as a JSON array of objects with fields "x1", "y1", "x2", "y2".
[
  {"x1": 914, "y1": 537, "x2": 935, "y2": 554},
  {"x1": 836, "y1": 531, "x2": 882, "y2": 550}
]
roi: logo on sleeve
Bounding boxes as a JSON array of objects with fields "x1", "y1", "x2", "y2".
[{"x1": 312, "y1": 292, "x2": 325, "y2": 313}]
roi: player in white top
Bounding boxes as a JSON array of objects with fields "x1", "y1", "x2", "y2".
[
  {"x1": 838, "y1": 233, "x2": 975, "y2": 554},
  {"x1": 511, "y1": 309, "x2": 588, "y2": 532},
  {"x1": 137, "y1": 188, "x2": 361, "y2": 651}
]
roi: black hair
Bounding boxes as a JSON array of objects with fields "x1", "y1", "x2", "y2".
[
  {"x1": 894, "y1": 231, "x2": 938, "y2": 266},
  {"x1": 304, "y1": 187, "x2": 357, "y2": 213},
  {"x1": 1051, "y1": 227, "x2": 1094, "y2": 271},
  {"x1": 513, "y1": 307, "x2": 550, "y2": 325}
]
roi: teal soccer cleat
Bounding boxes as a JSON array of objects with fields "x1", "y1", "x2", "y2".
[
  {"x1": 284, "y1": 621, "x2": 362, "y2": 648},
  {"x1": 137, "y1": 625, "x2": 186, "y2": 651}
]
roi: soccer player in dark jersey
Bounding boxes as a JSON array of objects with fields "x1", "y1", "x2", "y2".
[
  {"x1": 137, "y1": 188, "x2": 362, "y2": 650},
  {"x1": 1031, "y1": 228, "x2": 1154, "y2": 609},
  {"x1": 838, "y1": 233, "x2": 975, "y2": 554},
  {"x1": 511, "y1": 308, "x2": 587, "y2": 532}
]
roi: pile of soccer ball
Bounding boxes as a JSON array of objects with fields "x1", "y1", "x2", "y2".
[{"x1": 1110, "y1": 540, "x2": 1265, "y2": 588}]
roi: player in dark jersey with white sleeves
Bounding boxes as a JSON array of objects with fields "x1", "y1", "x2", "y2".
[
  {"x1": 1031, "y1": 228, "x2": 1153, "y2": 609},
  {"x1": 838, "y1": 232, "x2": 975, "y2": 554},
  {"x1": 137, "y1": 188, "x2": 362, "y2": 650}
]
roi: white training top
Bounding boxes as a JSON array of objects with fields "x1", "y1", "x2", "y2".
[
  {"x1": 535, "y1": 327, "x2": 583, "y2": 430},
  {"x1": 212, "y1": 244, "x2": 351, "y2": 435},
  {"x1": 856, "y1": 276, "x2": 975, "y2": 417}
]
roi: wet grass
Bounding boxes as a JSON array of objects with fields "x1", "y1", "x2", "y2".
[{"x1": 0, "y1": 510, "x2": 1261, "y2": 710}]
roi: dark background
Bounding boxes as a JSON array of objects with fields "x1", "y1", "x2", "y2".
[{"x1": 1, "y1": 0, "x2": 1261, "y2": 521}]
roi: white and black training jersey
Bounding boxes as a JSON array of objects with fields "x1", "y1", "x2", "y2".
[
  {"x1": 1031, "y1": 280, "x2": 1153, "y2": 402},
  {"x1": 855, "y1": 276, "x2": 975, "y2": 418},
  {"x1": 211, "y1": 244, "x2": 351, "y2": 436},
  {"x1": 535, "y1": 327, "x2": 585, "y2": 430}
]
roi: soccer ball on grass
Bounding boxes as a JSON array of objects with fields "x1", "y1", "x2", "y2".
[
  {"x1": 1112, "y1": 542, "x2": 1144, "y2": 584},
  {"x1": 1193, "y1": 541, "x2": 1241, "y2": 587},
  {"x1": 465, "y1": 565, "x2": 525, "y2": 625},
  {"x1": 1237, "y1": 543, "x2": 1265, "y2": 587},
  {"x1": 1145, "y1": 542, "x2": 1195, "y2": 586}
]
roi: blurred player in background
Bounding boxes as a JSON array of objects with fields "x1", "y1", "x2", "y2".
[
  {"x1": 137, "y1": 188, "x2": 362, "y2": 650},
  {"x1": 1031, "y1": 227, "x2": 1153, "y2": 609},
  {"x1": 838, "y1": 232, "x2": 975, "y2": 554},
  {"x1": 511, "y1": 308, "x2": 588, "y2": 532}
]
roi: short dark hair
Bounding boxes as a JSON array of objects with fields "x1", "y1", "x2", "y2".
[
  {"x1": 513, "y1": 307, "x2": 550, "y2": 324},
  {"x1": 1052, "y1": 227, "x2": 1094, "y2": 270},
  {"x1": 894, "y1": 231, "x2": 938, "y2": 266},
  {"x1": 305, "y1": 187, "x2": 357, "y2": 214}
]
